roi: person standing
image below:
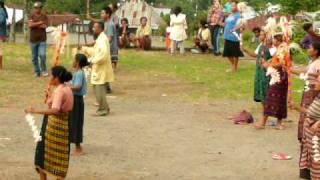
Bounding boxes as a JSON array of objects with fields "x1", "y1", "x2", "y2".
[
  {"x1": 208, "y1": 0, "x2": 223, "y2": 56},
  {"x1": 81, "y1": 22, "x2": 114, "y2": 117},
  {"x1": 0, "y1": 0, "x2": 8, "y2": 42},
  {"x1": 255, "y1": 34, "x2": 289, "y2": 130},
  {"x1": 242, "y1": 30, "x2": 271, "y2": 114},
  {"x1": 222, "y1": 1, "x2": 243, "y2": 72},
  {"x1": 102, "y1": 7, "x2": 119, "y2": 70},
  {"x1": 291, "y1": 42, "x2": 320, "y2": 179},
  {"x1": 28, "y1": 2, "x2": 48, "y2": 77},
  {"x1": 25, "y1": 66, "x2": 73, "y2": 180},
  {"x1": 69, "y1": 54, "x2": 89, "y2": 156},
  {"x1": 170, "y1": 6, "x2": 187, "y2": 55}
]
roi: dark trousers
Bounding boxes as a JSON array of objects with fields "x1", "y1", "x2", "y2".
[{"x1": 210, "y1": 25, "x2": 221, "y2": 54}]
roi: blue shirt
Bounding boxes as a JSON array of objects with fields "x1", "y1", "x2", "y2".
[
  {"x1": 104, "y1": 20, "x2": 118, "y2": 58},
  {"x1": 223, "y1": 12, "x2": 241, "y2": 42},
  {"x1": 0, "y1": 8, "x2": 7, "y2": 37},
  {"x1": 72, "y1": 70, "x2": 87, "y2": 96}
]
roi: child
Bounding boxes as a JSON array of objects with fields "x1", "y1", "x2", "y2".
[{"x1": 69, "y1": 53, "x2": 89, "y2": 156}]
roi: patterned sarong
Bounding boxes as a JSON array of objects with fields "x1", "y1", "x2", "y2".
[{"x1": 35, "y1": 114, "x2": 70, "y2": 178}]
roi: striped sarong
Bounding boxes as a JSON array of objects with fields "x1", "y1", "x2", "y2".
[{"x1": 300, "y1": 97, "x2": 320, "y2": 179}]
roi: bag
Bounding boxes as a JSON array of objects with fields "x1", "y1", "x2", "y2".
[{"x1": 232, "y1": 110, "x2": 254, "y2": 125}]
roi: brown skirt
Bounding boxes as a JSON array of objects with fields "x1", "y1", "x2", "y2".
[{"x1": 264, "y1": 70, "x2": 288, "y2": 119}]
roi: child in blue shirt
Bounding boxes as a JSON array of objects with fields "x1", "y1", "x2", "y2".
[{"x1": 69, "y1": 53, "x2": 89, "y2": 156}]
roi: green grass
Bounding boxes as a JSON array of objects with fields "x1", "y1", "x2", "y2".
[
  {"x1": 120, "y1": 50, "x2": 304, "y2": 102},
  {"x1": 0, "y1": 43, "x2": 305, "y2": 108}
]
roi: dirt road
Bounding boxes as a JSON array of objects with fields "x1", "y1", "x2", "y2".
[{"x1": 0, "y1": 70, "x2": 300, "y2": 180}]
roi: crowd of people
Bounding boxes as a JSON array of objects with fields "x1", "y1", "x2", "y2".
[{"x1": 1, "y1": 0, "x2": 320, "y2": 179}]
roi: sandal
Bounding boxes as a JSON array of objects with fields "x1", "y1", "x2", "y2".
[{"x1": 272, "y1": 153, "x2": 292, "y2": 160}]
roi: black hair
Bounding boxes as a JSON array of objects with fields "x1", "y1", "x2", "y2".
[
  {"x1": 274, "y1": 34, "x2": 283, "y2": 43},
  {"x1": 313, "y1": 42, "x2": 320, "y2": 57},
  {"x1": 75, "y1": 54, "x2": 89, "y2": 68},
  {"x1": 0, "y1": 1, "x2": 8, "y2": 19},
  {"x1": 102, "y1": 6, "x2": 113, "y2": 16},
  {"x1": 51, "y1": 66, "x2": 73, "y2": 83},
  {"x1": 200, "y1": 20, "x2": 207, "y2": 28},
  {"x1": 95, "y1": 21, "x2": 104, "y2": 31},
  {"x1": 303, "y1": 23, "x2": 313, "y2": 32},
  {"x1": 140, "y1": 16, "x2": 147, "y2": 22},
  {"x1": 252, "y1": 27, "x2": 261, "y2": 33},
  {"x1": 112, "y1": 2, "x2": 118, "y2": 12},
  {"x1": 121, "y1": 18, "x2": 128, "y2": 24},
  {"x1": 173, "y1": 6, "x2": 182, "y2": 15}
]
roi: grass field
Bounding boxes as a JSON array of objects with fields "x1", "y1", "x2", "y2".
[{"x1": 0, "y1": 43, "x2": 305, "y2": 107}]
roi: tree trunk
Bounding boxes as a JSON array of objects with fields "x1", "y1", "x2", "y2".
[
  {"x1": 23, "y1": 0, "x2": 29, "y2": 43},
  {"x1": 9, "y1": 8, "x2": 16, "y2": 43}
]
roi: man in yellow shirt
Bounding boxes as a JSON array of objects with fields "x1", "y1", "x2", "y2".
[
  {"x1": 81, "y1": 22, "x2": 114, "y2": 116},
  {"x1": 135, "y1": 17, "x2": 152, "y2": 50}
]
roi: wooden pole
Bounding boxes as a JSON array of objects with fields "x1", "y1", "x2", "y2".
[
  {"x1": 23, "y1": 0, "x2": 29, "y2": 43},
  {"x1": 9, "y1": 8, "x2": 16, "y2": 43}
]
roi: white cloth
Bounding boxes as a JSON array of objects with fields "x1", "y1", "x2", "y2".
[{"x1": 169, "y1": 14, "x2": 188, "y2": 41}]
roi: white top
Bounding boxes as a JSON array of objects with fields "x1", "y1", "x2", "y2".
[{"x1": 169, "y1": 13, "x2": 188, "y2": 41}]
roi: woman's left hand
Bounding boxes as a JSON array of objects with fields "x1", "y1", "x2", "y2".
[
  {"x1": 311, "y1": 121, "x2": 320, "y2": 134},
  {"x1": 24, "y1": 106, "x2": 34, "y2": 114}
]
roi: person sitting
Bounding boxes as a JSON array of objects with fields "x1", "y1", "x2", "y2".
[
  {"x1": 135, "y1": 17, "x2": 152, "y2": 50},
  {"x1": 118, "y1": 18, "x2": 130, "y2": 48},
  {"x1": 194, "y1": 20, "x2": 211, "y2": 53}
]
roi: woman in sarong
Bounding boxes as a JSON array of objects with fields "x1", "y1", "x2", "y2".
[
  {"x1": 242, "y1": 30, "x2": 271, "y2": 109},
  {"x1": 255, "y1": 34, "x2": 289, "y2": 130},
  {"x1": 25, "y1": 66, "x2": 73, "y2": 180},
  {"x1": 292, "y1": 42, "x2": 320, "y2": 179}
]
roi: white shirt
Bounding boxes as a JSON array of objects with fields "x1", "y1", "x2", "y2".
[{"x1": 169, "y1": 13, "x2": 188, "y2": 41}]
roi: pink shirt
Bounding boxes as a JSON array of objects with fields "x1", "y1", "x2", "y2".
[
  {"x1": 47, "y1": 84, "x2": 74, "y2": 113},
  {"x1": 307, "y1": 59, "x2": 320, "y2": 85}
]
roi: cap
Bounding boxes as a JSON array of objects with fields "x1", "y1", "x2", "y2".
[{"x1": 33, "y1": 2, "x2": 43, "y2": 8}]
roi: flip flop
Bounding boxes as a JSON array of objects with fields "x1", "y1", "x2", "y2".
[{"x1": 272, "y1": 153, "x2": 292, "y2": 160}]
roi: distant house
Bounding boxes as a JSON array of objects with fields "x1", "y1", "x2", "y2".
[
  {"x1": 153, "y1": 7, "x2": 171, "y2": 16},
  {"x1": 5, "y1": 4, "x2": 24, "y2": 24},
  {"x1": 116, "y1": 0, "x2": 164, "y2": 30}
]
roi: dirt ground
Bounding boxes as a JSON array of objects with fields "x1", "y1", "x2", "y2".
[{"x1": 0, "y1": 69, "x2": 301, "y2": 180}]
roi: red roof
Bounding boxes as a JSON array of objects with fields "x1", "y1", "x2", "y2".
[{"x1": 47, "y1": 13, "x2": 80, "y2": 26}]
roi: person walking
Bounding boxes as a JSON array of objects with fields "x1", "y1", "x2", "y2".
[{"x1": 28, "y1": 2, "x2": 48, "y2": 77}]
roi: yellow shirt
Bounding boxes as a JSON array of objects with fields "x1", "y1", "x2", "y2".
[
  {"x1": 136, "y1": 25, "x2": 151, "y2": 38},
  {"x1": 198, "y1": 28, "x2": 211, "y2": 41},
  {"x1": 82, "y1": 33, "x2": 114, "y2": 85}
]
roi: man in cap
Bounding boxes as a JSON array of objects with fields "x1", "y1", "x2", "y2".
[{"x1": 28, "y1": 1, "x2": 48, "y2": 77}]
